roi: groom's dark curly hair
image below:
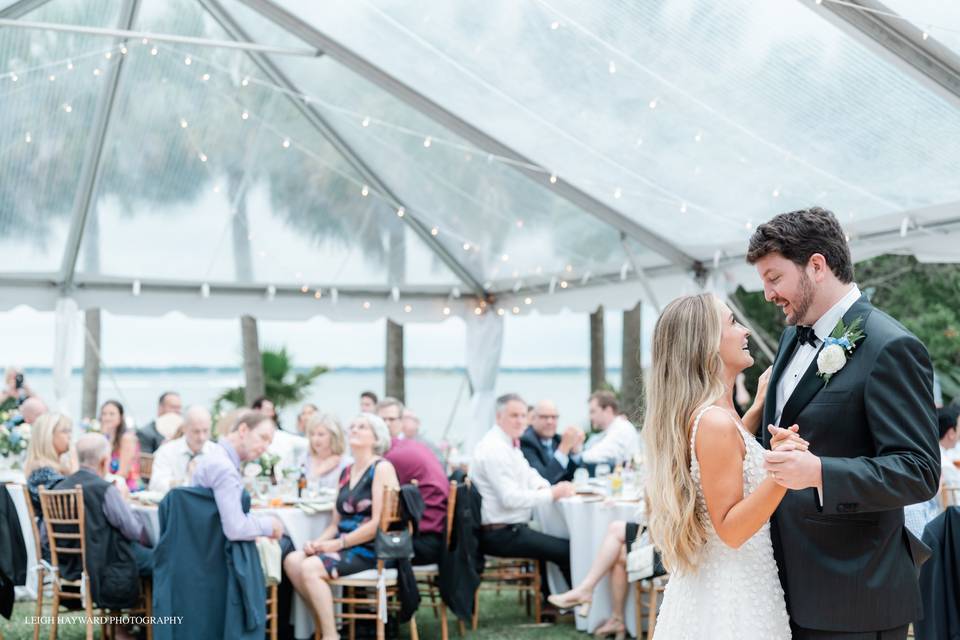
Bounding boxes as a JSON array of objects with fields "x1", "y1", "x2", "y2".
[{"x1": 746, "y1": 206, "x2": 854, "y2": 283}]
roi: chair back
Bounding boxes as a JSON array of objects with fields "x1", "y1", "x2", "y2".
[
  {"x1": 445, "y1": 480, "x2": 458, "y2": 550},
  {"x1": 139, "y1": 453, "x2": 154, "y2": 482},
  {"x1": 38, "y1": 487, "x2": 88, "y2": 579},
  {"x1": 20, "y1": 484, "x2": 44, "y2": 563},
  {"x1": 379, "y1": 485, "x2": 403, "y2": 532}
]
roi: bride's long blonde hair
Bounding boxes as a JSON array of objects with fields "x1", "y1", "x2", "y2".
[{"x1": 643, "y1": 293, "x2": 726, "y2": 573}]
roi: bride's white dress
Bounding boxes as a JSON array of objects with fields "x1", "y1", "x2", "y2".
[{"x1": 653, "y1": 405, "x2": 791, "y2": 639}]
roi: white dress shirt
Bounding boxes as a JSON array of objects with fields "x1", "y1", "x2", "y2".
[
  {"x1": 148, "y1": 437, "x2": 217, "y2": 493},
  {"x1": 581, "y1": 415, "x2": 640, "y2": 465},
  {"x1": 267, "y1": 428, "x2": 309, "y2": 472},
  {"x1": 774, "y1": 284, "x2": 862, "y2": 427},
  {"x1": 941, "y1": 445, "x2": 960, "y2": 488},
  {"x1": 471, "y1": 425, "x2": 552, "y2": 525}
]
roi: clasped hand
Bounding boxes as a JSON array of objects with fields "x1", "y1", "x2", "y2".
[
  {"x1": 304, "y1": 538, "x2": 342, "y2": 556},
  {"x1": 764, "y1": 424, "x2": 822, "y2": 491}
]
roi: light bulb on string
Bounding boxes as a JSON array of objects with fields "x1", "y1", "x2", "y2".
[
  {"x1": 497, "y1": 308, "x2": 505, "y2": 316},
  {"x1": 63, "y1": 103, "x2": 72, "y2": 113},
  {"x1": 559, "y1": 280, "x2": 569, "y2": 289},
  {"x1": 300, "y1": 285, "x2": 309, "y2": 293},
  {"x1": 404, "y1": 304, "x2": 413, "y2": 313},
  {"x1": 10, "y1": 73, "x2": 17, "y2": 82},
  {"x1": 396, "y1": 207, "x2": 405, "y2": 218},
  {"x1": 608, "y1": 60, "x2": 616, "y2": 74},
  {"x1": 516, "y1": 219, "x2": 524, "y2": 228},
  {"x1": 922, "y1": 30, "x2": 929, "y2": 40},
  {"x1": 24, "y1": 132, "x2": 31, "y2": 143},
  {"x1": 150, "y1": 47, "x2": 158, "y2": 56},
  {"x1": 501, "y1": 254, "x2": 509, "y2": 262},
  {"x1": 93, "y1": 68, "x2": 101, "y2": 77},
  {"x1": 361, "y1": 116, "x2": 371, "y2": 127},
  {"x1": 524, "y1": 297, "x2": 532, "y2": 305},
  {"x1": 180, "y1": 118, "x2": 188, "y2": 128},
  {"x1": 314, "y1": 290, "x2": 322, "y2": 300},
  {"x1": 550, "y1": 21, "x2": 560, "y2": 30},
  {"x1": 49, "y1": 75, "x2": 55, "y2": 82},
  {"x1": 202, "y1": 73, "x2": 210, "y2": 81},
  {"x1": 549, "y1": 173, "x2": 557, "y2": 184},
  {"x1": 649, "y1": 98, "x2": 658, "y2": 109},
  {"x1": 67, "y1": 61, "x2": 74, "y2": 70},
  {"x1": 105, "y1": 52, "x2": 112, "y2": 59},
  {"x1": 142, "y1": 38, "x2": 148, "y2": 45},
  {"x1": 198, "y1": 152, "x2": 208, "y2": 162},
  {"x1": 441, "y1": 306, "x2": 451, "y2": 316},
  {"x1": 614, "y1": 187, "x2": 622, "y2": 199},
  {"x1": 362, "y1": 301, "x2": 371, "y2": 310},
  {"x1": 120, "y1": 46, "x2": 127, "y2": 55},
  {"x1": 184, "y1": 57, "x2": 192, "y2": 65},
  {"x1": 474, "y1": 307, "x2": 483, "y2": 315},
  {"x1": 772, "y1": 187, "x2": 780, "y2": 198},
  {"x1": 241, "y1": 76, "x2": 250, "y2": 87},
  {"x1": 680, "y1": 202, "x2": 687, "y2": 213},
  {"x1": 430, "y1": 227, "x2": 439, "y2": 236},
  {"x1": 423, "y1": 136, "x2": 432, "y2": 148},
  {"x1": 360, "y1": 185, "x2": 369, "y2": 197},
  {"x1": 241, "y1": 110, "x2": 249, "y2": 120},
  {"x1": 463, "y1": 242, "x2": 471, "y2": 251},
  {"x1": 282, "y1": 138, "x2": 290, "y2": 148},
  {"x1": 694, "y1": 131, "x2": 702, "y2": 142}
]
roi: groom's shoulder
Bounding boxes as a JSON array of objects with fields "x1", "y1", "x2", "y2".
[{"x1": 863, "y1": 305, "x2": 918, "y2": 344}]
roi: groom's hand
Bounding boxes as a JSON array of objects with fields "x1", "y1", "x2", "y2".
[
  {"x1": 763, "y1": 449, "x2": 823, "y2": 492},
  {"x1": 768, "y1": 424, "x2": 809, "y2": 451}
]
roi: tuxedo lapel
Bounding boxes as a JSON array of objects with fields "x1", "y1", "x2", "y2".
[
  {"x1": 779, "y1": 295, "x2": 874, "y2": 429},
  {"x1": 763, "y1": 326, "x2": 798, "y2": 439}
]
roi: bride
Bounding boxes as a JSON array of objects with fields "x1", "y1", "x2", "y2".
[{"x1": 644, "y1": 293, "x2": 800, "y2": 639}]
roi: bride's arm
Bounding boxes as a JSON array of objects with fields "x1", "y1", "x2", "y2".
[
  {"x1": 696, "y1": 411, "x2": 786, "y2": 549},
  {"x1": 740, "y1": 367, "x2": 771, "y2": 435}
]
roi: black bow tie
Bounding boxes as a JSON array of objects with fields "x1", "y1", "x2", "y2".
[{"x1": 796, "y1": 325, "x2": 818, "y2": 347}]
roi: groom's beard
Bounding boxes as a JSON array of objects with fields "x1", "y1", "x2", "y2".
[{"x1": 785, "y1": 271, "x2": 816, "y2": 326}]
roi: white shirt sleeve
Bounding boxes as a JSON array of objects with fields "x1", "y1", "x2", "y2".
[
  {"x1": 581, "y1": 419, "x2": 638, "y2": 465},
  {"x1": 148, "y1": 444, "x2": 178, "y2": 493}
]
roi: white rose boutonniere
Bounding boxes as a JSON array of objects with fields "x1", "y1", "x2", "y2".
[{"x1": 816, "y1": 317, "x2": 865, "y2": 385}]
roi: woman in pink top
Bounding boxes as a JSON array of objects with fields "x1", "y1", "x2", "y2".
[{"x1": 99, "y1": 399, "x2": 141, "y2": 492}]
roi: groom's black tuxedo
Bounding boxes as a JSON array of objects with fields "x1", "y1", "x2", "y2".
[{"x1": 762, "y1": 295, "x2": 940, "y2": 635}]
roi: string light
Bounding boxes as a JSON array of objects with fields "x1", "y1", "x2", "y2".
[
  {"x1": 241, "y1": 110, "x2": 249, "y2": 120},
  {"x1": 120, "y1": 46, "x2": 127, "y2": 55},
  {"x1": 442, "y1": 306, "x2": 451, "y2": 316},
  {"x1": 104, "y1": 52, "x2": 112, "y2": 59},
  {"x1": 608, "y1": 60, "x2": 616, "y2": 74},
  {"x1": 241, "y1": 76, "x2": 250, "y2": 87},
  {"x1": 430, "y1": 227, "x2": 439, "y2": 236},
  {"x1": 474, "y1": 307, "x2": 483, "y2": 315},
  {"x1": 48, "y1": 74, "x2": 55, "y2": 82},
  {"x1": 362, "y1": 301, "x2": 371, "y2": 309},
  {"x1": 694, "y1": 132, "x2": 703, "y2": 142},
  {"x1": 202, "y1": 73, "x2": 210, "y2": 81},
  {"x1": 150, "y1": 47, "x2": 158, "y2": 56},
  {"x1": 179, "y1": 118, "x2": 188, "y2": 128},
  {"x1": 423, "y1": 136, "x2": 432, "y2": 148},
  {"x1": 67, "y1": 61, "x2": 74, "y2": 70},
  {"x1": 24, "y1": 132, "x2": 31, "y2": 143},
  {"x1": 282, "y1": 138, "x2": 291, "y2": 148},
  {"x1": 680, "y1": 202, "x2": 688, "y2": 213},
  {"x1": 549, "y1": 173, "x2": 557, "y2": 184},
  {"x1": 404, "y1": 304, "x2": 413, "y2": 313},
  {"x1": 198, "y1": 152, "x2": 208, "y2": 162},
  {"x1": 361, "y1": 116, "x2": 371, "y2": 127},
  {"x1": 462, "y1": 242, "x2": 471, "y2": 250},
  {"x1": 300, "y1": 285, "x2": 309, "y2": 293},
  {"x1": 550, "y1": 21, "x2": 560, "y2": 30},
  {"x1": 512, "y1": 306, "x2": 520, "y2": 314},
  {"x1": 314, "y1": 290, "x2": 322, "y2": 299},
  {"x1": 565, "y1": 264, "x2": 573, "y2": 273},
  {"x1": 524, "y1": 297, "x2": 532, "y2": 305},
  {"x1": 396, "y1": 207, "x2": 405, "y2": 218},
  {"x1": 10, "y1": 73, "x2": 17, "y2": 82},
  {"x1": 922, "y1": 31, "x2": 929, "y2": 40},
  {"x1": 648, "y1": 98, "x2": 658, "y2": 109},
  {"x1": 501, "y1": 254, "x2": 509, "y2": 262},
  {"x1": 184, "y1": 56, "x2": 192, "y2": 65},
  {"x1": 142, "y1": 38, "x2": 149, "y2": 44},
  {"x1": 360, "y1": 185, "x2": 369, "y2": 197},
  {"x1": 772, "y1": 187, "x2": 780, "y2": 198},
  {"x1": 497, "y1": 308, "x2": 505, "y2": 316},
  {"x1": 613, "y1": 187, "x2": 622, "y2": 199},
  {"x1": 63, "y1": 103, "x2": 72, "y2": 113},
  {"x1": 559, "y1": 280, "x2": 569, "y2": 289},
  {"x1": 93, "y1": 68, "x2": 101, "y2": 76},
  {"x1": 515, "y1": 220, "x2": 524, "y2": 228}
]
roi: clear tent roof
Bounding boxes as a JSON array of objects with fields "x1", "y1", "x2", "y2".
[{"x1": 1, "y1": 0, "x2": 958, "y2": 320}]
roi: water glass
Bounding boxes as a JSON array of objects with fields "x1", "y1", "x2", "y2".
[{"x1": 573, "y1": 467, "x2": 589, "y2": 489}]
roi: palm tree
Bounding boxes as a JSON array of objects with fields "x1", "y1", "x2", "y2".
[{"x1": 216, "y1": 346, "x2": 327, "y2": 413}]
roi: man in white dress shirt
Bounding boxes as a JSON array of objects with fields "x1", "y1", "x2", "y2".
[
  {"x1": 471, "y1": 393, "x2": 576, "y2": 600},
  {"x1": 149, "y1": 406, "x2": 216, "y2": 493},
  {"x1": 581, "y1": 390, "x2": 640, "y2": 466}
]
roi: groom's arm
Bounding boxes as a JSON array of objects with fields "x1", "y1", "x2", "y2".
[{"x1": 818, "y1": 335, "x2": 941, "y2": 515}]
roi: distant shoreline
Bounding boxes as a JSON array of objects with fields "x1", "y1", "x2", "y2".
[{"x1": 21, "y1": 365, "x2": 622, "y2": 375}]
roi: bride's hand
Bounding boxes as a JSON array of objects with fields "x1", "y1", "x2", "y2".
[
  {"x1": 751, "y1": 367, "x2": 772, "y2": 410},
  {"x1": 768, "y1": 424, "x2": 809, "y2": 452}
]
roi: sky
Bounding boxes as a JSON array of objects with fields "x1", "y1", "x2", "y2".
[{"x1": 0, "y1": 304, "x2": 659, "y2": 370}]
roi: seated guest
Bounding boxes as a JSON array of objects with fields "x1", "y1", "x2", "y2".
[
  {"x1": 401, "y1": 408, "x2": 444, "y2": 461},
  {"x1": 258, "y1": 396, "x2": 306, "y2": 473},
  {"x1": 191, "y1": 411, "x2": 284, "y2": 541},
  {"x1": 359, "y1": 390, "x2": 378, "y2": 414},
  {"x1": 582, "y1": 391, "x2": 640, "y2": 467},
  {"x1": 252, "y1": 395, "x2": 279, "y2": 425},
  {"x1": 99, "y1": 400, "x2": 141, "y2": 492},
  {"x1": 520, "y1": 400, "x2": 585, "y2": 484},
  {"x1": 377, "y1": 398, "x2": 450, "y2": 565},
  {"x1": 149, "y1": 406, "x2": 216, "y2": 494},
  {"x1": 24, "y1": 412, "x2": 76, "y2": 558},
  {"x1": 284, "y1": 413, "x2": 399, "y2": 640},
  {"x1": 54, "y1": 434, "x2": 153, "y2": 610},
  {"x1": 297, "y1": 403, "x2": 318, "y2": 435},
  {"x1": 137, "y1": 391, "x2": 182, "y2": 454},
  {"x1": 19, "y1": 396, "x2": 47, "y2": 426},
  {"x1": 214, "y1": 407, "x2": 248, "y2": 440},
  {"x1": 471, "y1": 394, "x2": 575, "y2": 598},
  {"x1": 299, "y1": 413, "x2": 350, "y2": 490},
  {"x1": 939, "y1": 405, "x2": 960, "y2": 488}
]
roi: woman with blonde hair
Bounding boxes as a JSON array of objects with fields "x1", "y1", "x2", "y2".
[
  {"x1": 645, "y1": 293, "x2": 805, "y2": 638},
  {"x1": 25, "y1": 412, "x2": 76, "y2": 558},
  {"x1": 299, "y1": 413, "x2": 350, "y2": 490}
]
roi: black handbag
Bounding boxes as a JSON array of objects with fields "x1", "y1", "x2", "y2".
[{"x1": 375, "y1": 529, "x2": 414, "y2": 561}]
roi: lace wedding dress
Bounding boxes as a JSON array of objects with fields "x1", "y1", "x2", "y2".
[{"x1": 653, "y1": 406, "x2": 791, "y2": 639}]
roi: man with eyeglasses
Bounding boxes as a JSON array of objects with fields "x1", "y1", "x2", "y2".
[{"x1": 519, "y1": 399, "x2": 585, "y2": 484}]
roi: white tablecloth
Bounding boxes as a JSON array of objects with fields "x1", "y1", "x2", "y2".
[
  {"x1": 535, "y1": 497, "x2": 643, "y2": 636},
  {"x1": 133, "y1": 502, "x2": 333, "y2": 639}
]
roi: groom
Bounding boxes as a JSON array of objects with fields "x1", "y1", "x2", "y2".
[{"x1": 747, "y1": 207, "x2": 940, "y2": 639}]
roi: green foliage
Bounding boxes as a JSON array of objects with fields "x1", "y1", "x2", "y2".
[
  {"x1": 216, "y1": 346, "x2": 328, "y2": 413},
  {"x1": 735, "y1": 255, "x2": 960, "y2": 404}
]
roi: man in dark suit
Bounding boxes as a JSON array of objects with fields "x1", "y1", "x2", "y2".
[
  {"x1": 748, "y1": 206, "x2": 940, "y2": 639},
  {"x1": 519, "y1": 400, "x2": 585, "y2": 484}
]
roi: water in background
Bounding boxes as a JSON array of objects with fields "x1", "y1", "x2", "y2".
[{"x1": 20, "y1": 368, "x2": 622, "y2": 446}]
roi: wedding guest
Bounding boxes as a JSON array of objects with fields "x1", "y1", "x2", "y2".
[
  {"x1": 137, "y1": 391, "x2": 182, "y2": 454},
  {"x1": 377, "y1": 398, "x2": 449, "y2": 565},
  {"x1": 214, "y1": 407, "x2": 248, "y2": 439},
  {"x1": 191, "y1": 411, "x2": 284, "y2": 541},
  {"x1": 100, "y1": 400, "x2": 141, "y2": 492},
  {"x1": 55, "y1": 434, "x2": 153, "y2": 609},
  {"x1": 359, "y1": 391, "x2": 378, "y2": 414},
  {"x1": 19, "y1": 396, "x2": 47, "y2": 425},
  {"x1": 938, "y1": 405, "x2": 960, "y2": 487},
  {"x1": 149, "y1": 406, "x2": 216, "y2": 494},
  {"x1": 1, "y1": 366, "x2": 33, "y2": 407},
  {"x1": 299, "y1": 413, "x2": 350, "y2": 490},
  {"x1": 581, "y1": 391, "x2": 640, "y2": 467},
  {"x1": 471, "y1": 394, "x2": 575, "y2": 600},
  {"x1": 520, "y1": 400, "x2": 585, "y2": 484},
  {"x1": 25, "y1": 412, "x2": 75, "y2": 559},
  {"x1": 267, "y1": 420, "x2": 308, "y2": 477},
  {"x1": 252, "y1": 395, "x2": 278, "y2": 424},
  {"x1": 297, "y1": 403, "x2": 318, "y2": 435},
  {"x1": 283, "y1": 413, "x2": 399, "y2": 640},
  {"x1": 401, "y1": 408, "x2": 444, "y2": 460}
]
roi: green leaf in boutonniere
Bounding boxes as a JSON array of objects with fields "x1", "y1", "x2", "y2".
[{"x1": 817, "y1": 317, "x2": 866, "y2": 385}]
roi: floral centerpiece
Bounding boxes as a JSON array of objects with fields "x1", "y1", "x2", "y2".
[
  {"x1": 243, "y1": 452, "x2": 281, "y2": 481},
  {"x1": 0, "y1": 411, "x2": 31, "y2": 469}
]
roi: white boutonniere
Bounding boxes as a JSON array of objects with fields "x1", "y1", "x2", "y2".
[{"x1": 816, "y1": 317, "x2": 865, "y2": 385}]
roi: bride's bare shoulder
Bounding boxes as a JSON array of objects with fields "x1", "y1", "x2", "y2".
[{"x1": 692, "y1": 408, "x2": 743, "y2": 457}]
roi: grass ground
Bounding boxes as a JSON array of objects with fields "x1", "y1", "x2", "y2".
[{"x1": 0, "y1": 590, "x2": 588, "y2": 640}]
